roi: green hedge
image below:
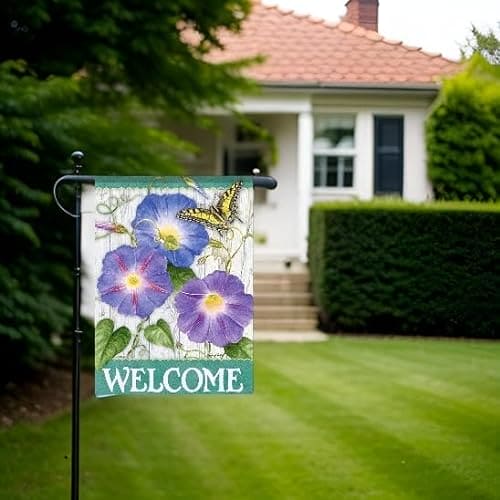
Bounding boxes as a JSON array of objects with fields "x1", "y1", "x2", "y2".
[{"x1": 309, "y1": 201, "x2": 500, "y2": 338}]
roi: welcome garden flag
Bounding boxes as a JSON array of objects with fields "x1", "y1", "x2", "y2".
[{"x1": 94, "y1": 177, "x2": 253, "y2": 397}]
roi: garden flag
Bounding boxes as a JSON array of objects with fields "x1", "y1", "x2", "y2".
[{"x1": 94, "y1": 177, "x2": 253, "y2": 397}]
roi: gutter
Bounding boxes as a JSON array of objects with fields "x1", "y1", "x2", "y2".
[{"x1": 260, "y1": 81, "x2": 441, "y2": 94}]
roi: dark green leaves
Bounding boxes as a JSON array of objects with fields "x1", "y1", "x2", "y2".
[
  {"x1": 144, "y1": 319, "x2": 174, "y2": 349},
  {"x1": 224, "y1": 337, "x2": 253, "y2": 359},
  {"x1": 168, "y1": 265, "x2": 196, "y2": 291},
  {"x1": 95, "y1": 319, "x2": 131, "y2": 369}
]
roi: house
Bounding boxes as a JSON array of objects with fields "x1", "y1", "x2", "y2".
[{"x1": 173, "y1": 0, "x2": 459, "y2": 264}]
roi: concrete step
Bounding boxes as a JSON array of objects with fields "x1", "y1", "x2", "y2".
[
  {"x1": 254, "y1": 272, "x2": 310, "y2": 283},
  {"x1": 253, "y1": 279, "x2": 310, "y2": 293},
  {"x1": 254, "y1": 318, "x2": 318, "y2": 331},
  {"x1": 254, "y1": 305, "x2": 318, "y2": 320},
  {"x1": 254, "y1": 292, "x2": 313, "y2": 306},
  {"x1": 255, "y1": 331, "x2": 329, "y2": 342}
]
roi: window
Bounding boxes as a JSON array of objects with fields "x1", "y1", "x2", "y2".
[
  {"x1": 224, "y1": 122, "x2": 269, "y2": 203},
  {"x1": 224, "y1": 148, "x2": 266, "y2": 177},
  {"x1": 313, "y1": 115, "x2": 355, "y2": 188},
  {"x1": 224, "y1": 123, "x2": 267, "y2": 176}
]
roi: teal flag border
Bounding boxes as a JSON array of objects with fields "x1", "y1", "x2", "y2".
[{"x1": 94, "y1": 175, "x2": 253, "y2": 189}]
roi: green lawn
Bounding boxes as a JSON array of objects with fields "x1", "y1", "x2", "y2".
[{"x1": 1, "y1": 337, "x2": 500, "y2": 500}]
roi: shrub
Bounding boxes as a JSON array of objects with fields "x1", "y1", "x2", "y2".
[
  {"x1": 309, "y1": 201, "x2": 500, "y2": 338},
  {"x1": 426, "y1": 55, "x2": 500, "y2": 201}
]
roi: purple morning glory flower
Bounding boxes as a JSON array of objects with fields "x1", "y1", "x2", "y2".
[
  {"x1": 132, "y1": 194, "x2": 209, "y2": 268},
  {"x1": 97, "y1": 245, "x2": 173, "y2": 318},
  {"x1": 175, "y1": 270, "x2": 253, "y2": 347}
]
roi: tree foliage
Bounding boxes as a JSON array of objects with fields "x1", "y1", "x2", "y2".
[
  {"x1": 461, "y1": 23, "x2": 500, "y2": 65},
  {"x1": 1, "y1": 0, "x2": 255, "y2": 114},
  {"x1": 0, "y1": 0, "x2": 254, "y2": 379},
  {"x1": 426, "y1": 55, "x2": 500, "y2": 201}
]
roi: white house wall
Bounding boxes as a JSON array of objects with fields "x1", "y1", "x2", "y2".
[
  {"x1": 256, "y1": 114, "x2": 300, "y2": 260},
  {"x1": 403, "y1": 109, "x2": 433, "y2": 201}
]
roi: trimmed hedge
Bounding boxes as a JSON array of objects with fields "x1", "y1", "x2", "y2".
[{"x1": 309, "y1": 201, "x2": 500, "y2": 338}]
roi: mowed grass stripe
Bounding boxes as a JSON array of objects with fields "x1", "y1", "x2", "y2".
[
  {"x1": 332, "y1": 339, "x2": 500, "y2": 415},
  {"x1": 1, "y1": 338, "x2": 499, "y2": 500},
  {"x1": 254, "y1": 365, "x2": 421, "y2": 500},
  {"x1": 0, "y1": 420, "x2": 71, "y2": 499},
  {"x1": 267, "y1": 347, "x2": 498, "y2": 456},
  {"x1": 300, "y1": 339, "x2": 500, "y2": 412},
  {"x1": 257, "y1": 341, "x2": 500, "y2": 499},
  {"x1": 272, "y1": 341, "x2": 500, "y2": 452},
  {"x1": 82, "y1": 389, "x2": 369, "y2": 499},
  {"x1": 258, "y1": 360, "x2": 491, "y2": 500},
  {"x1": 197, "y1": 381, "x2": 396, "y2": 499}
]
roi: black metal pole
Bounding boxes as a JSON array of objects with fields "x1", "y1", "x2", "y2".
[
  {"x1": 51, "y1": 157, "x2": 277, "y2": 500},
  {"x1": 70, "y1": 151, "x2": 84, "y2": 500}
]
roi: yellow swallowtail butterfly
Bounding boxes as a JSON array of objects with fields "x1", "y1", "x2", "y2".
[{"x1": 176, "y1": 180, "x2": 243, "y2": 230}]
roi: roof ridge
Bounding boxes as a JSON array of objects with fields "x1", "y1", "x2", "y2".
[
  {"x1": 259, "y1": 1, "x2": 332, "y2": 25},
  {"x1": 258, "y1": 0, "x2": 458, "y2": 64}
]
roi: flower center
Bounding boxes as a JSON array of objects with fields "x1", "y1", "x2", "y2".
[
  {"x1": 203, "y1": 293, "x2": 225, "y2": 313},
  {"x1": 125, "y1": 272, "x2": 142, "y2": 290},
  {"x1": 158, "y1": 224, "x2": 181, "y2": 250}
]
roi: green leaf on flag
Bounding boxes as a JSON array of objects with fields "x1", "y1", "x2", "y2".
[
  {"x1": 144, "y1": 319, "x2": 174, "y2": 349},
  {"x1": 168, "y1": 265, "x2": 196, "y2": 291},
  {"x1": 95, "y1": 319, "x2": 131, "y2": 369},
  {"x1": 224, "y1": 337, "x2": 253, "y2": 360}
]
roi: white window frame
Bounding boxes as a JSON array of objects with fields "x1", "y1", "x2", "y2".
[{"x1": 313, "y1": 114, "x2": 357, "y2": 191}]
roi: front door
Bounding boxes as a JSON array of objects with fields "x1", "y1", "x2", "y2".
[{"x1": 374, "y1": 116, "x2": 404, "y2": 196}]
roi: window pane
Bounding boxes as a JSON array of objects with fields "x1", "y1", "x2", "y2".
[
  {"x1": 314, "y1": 115, "x2": 355, "y2": 149},
  {"x1": 313, "y1": 156, "x2": 323, "y2": 186},
  {"x1": 314, "y1": 155, "x2": 354, "y2": 187},
  {"x1": 326, "y1": 156, "x2": 339, "y2": 187}
]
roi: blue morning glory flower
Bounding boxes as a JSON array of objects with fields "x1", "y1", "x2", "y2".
[{"x1": 132, "y1": 194, "x2": 209, "y2": 268}]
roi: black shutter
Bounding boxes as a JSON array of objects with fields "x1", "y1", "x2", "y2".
[{"x1": 374, "y1": 116, "x2": 404, "y2": 196}]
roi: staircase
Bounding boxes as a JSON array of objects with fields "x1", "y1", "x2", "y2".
[{"x1": 254, "y1": 270, "x2": 318, "y2": 333}]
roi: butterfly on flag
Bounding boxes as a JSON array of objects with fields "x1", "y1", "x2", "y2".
[{"x1": 177, "y1": 180, "x2": 242, "y2": 231}]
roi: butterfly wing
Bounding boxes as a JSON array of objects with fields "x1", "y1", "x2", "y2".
[
  {"x1": 216, "y1": 180, "x2": 242, "y2": 222},
  {"x1": 177, "y1": 207, "x2": 227, "y2": 230}
]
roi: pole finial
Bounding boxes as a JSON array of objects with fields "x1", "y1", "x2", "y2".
[{"x1": 71, "y1": 151, "x2": 84, "y2": 174}]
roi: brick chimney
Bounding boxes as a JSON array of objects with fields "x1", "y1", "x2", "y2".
[{"x1": 343, "y1": 0, "x2": 379, "y2": 32}]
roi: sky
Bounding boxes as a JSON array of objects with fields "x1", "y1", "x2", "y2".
[{"x1": 263, "y1": 0, "x2": 500, "y2": 60}]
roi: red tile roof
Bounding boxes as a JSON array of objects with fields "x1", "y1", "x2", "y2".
[{"x1": 207, "y1": 1, "x2": 459, "y2": 87}]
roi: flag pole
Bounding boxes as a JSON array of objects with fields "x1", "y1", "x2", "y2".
[
  {"x1": 70, "y1": 150, "x2": 83, "y2": 500},
  {"x1": 53, "y1": 152, "x2": 277, "y2": 500}
]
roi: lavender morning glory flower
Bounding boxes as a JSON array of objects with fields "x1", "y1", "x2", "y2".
[
  {"x1": 175, "y1": 270, "x2": 253, "y2": 347},
  {"x1": 132, "y1": 194, "x2": 209, "y2": 268},
  {"x1": 97, "y1": 245, "x2": 172, "y2": 318}
]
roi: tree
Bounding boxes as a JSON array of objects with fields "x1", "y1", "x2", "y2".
[
  {"x1": 0, "y1": 0, "x2": 255, "y2": 380},
  {"x1": 461, "y1": 23, "x2": 500, "y2": 65},
  {"x1": 1, "y1": 0, "x2": 255, "y2": 114},
  {"x1": 426, "y1": 55, "x2": 500, "y2": 201}
]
